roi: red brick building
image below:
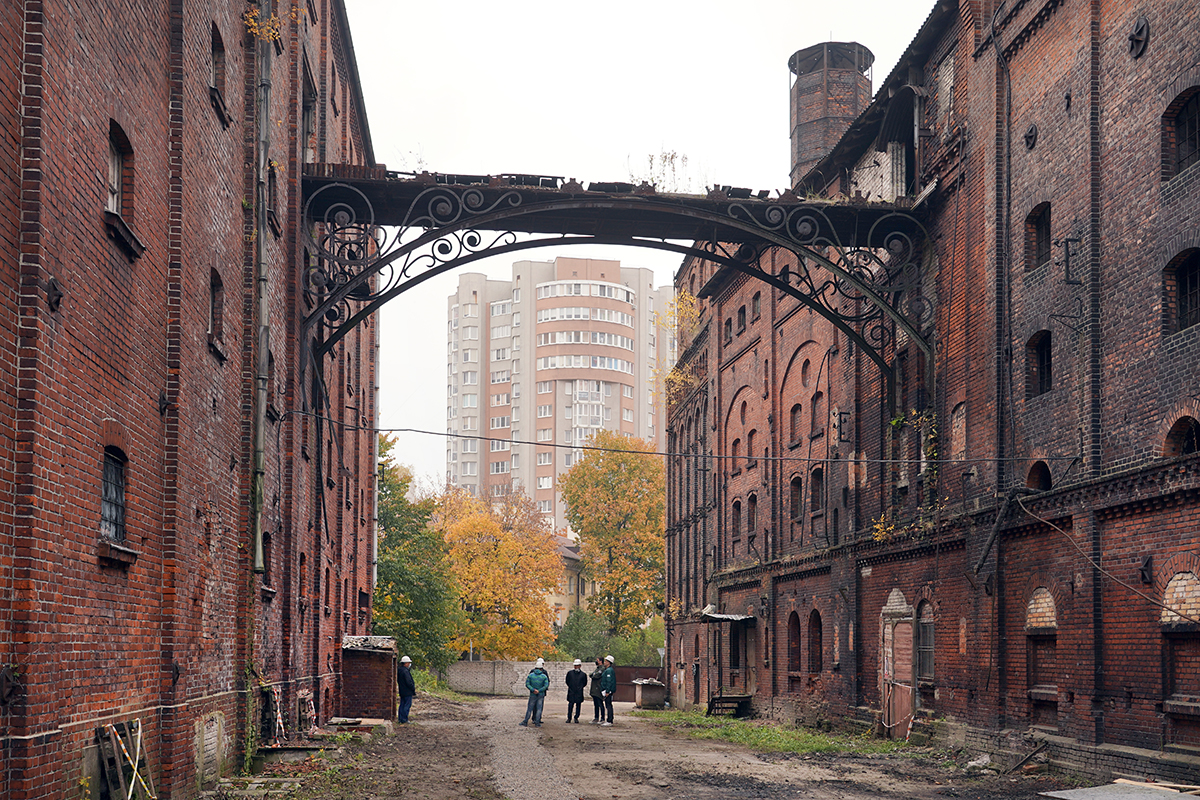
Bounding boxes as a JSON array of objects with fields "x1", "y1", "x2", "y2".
[
  {"x1": 0, "y1": 1, "x2": 377, "y2": 795},
  {"x1": 667, "y1": 0, "x2": 1200, "y2": 781}
]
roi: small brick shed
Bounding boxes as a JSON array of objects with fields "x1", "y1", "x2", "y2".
[{"x1": 342, "y1": 636, "x2": 397, "y2": 720}]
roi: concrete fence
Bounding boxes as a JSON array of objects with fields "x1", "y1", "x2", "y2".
[
  {"x1": 447, "y1": 661, "x2": 664, "y2": 702},
  {"x1": 448, "y1": 660, "x2": 584, "y2": 697}
]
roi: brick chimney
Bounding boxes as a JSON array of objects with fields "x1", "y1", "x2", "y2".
[{"x1": 789, "y1": 41, "x2": 874, "y2": 189}]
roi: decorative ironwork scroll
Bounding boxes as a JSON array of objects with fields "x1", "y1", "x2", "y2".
[{"x1": 300, "y1": 178, "x2": 934, "y2": 379}]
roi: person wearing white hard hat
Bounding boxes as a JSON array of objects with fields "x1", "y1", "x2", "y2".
[
  {"x1": 599, "y1": 655, "x2": 616, "y2": 726},
  {"x1": 520, "y1": 657, "x2": 549, "y2": 727},
  {"x1": 397, "y1": 655, "x2": 416, "y2": 724},
  {"x1": 564, "y1": 658, "x2": 588, "y2": 723}
]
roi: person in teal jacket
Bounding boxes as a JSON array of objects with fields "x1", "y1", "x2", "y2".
[
  {"x1": 599, "y1": 654, "x2": 617, "y2": 725},
  {"x1": 520, "y1": 657, "x2": 550, "y2": 727}
]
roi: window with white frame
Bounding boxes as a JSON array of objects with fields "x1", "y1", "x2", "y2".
[
  {"x1": 461, "y1": 417, "x2": 477, "y2": 430},
  {"x1": 491, "y1": 370, "x2": 510, "y2": 384},
  {"x1": 537, "y1": 500, "x2": 552, "y2": 513},
  {"x1": 462, "y1": 349, "x2": 476, "y2": 363},
  {"x1": 537, "y1": 381, "x2": 553, "y2": 394},
  {"x1": 491, "y1": 325, "x2": 511, "y2": 338},
  {"x1": 490, "y1": 439, "x2": 510, "y2": 451},
  {"x1": 512, "y1": 383, "x2": 521, "y2": 398},
  {"x1": 537, "y1": 452, "x2": 552, "y2": 465},
  {"x1": 462, "y1": 394, "x2": 477, "y2": 407},
  {"x1": 538, "y1": 405, "x2": 553, "y2": 418},
  {"x1": 462, "y1": 303, "x2": 478, "y2": 317},
  {"x1": 537, "y1": 476, "x2": 552, "y2": 489},
  {"x1": 462, "y1": 371, "x2": 477, "y2": 384},
  {"x1": 490, "y1": 461, "x2": 510, "y2": 474},
  {"x1": 623, "y1": 409, "x2": 633, "y2": 422},
  {"x1": 623, "y1": 385, "x2": 633, "y2": 398},
  {"x1": 461, "y1": 439, "x2": 478, "y2": 453},
  {"x1": 462, "y1": 326, "x2": 478, "y2": 340},
  {"x1": 461, "y1": 461, "x2": 477, "y2": 476},
  {"x1": 493, "y1": 348, "x2": 510, "y2": 360},
  {"x1": 491, "y1": 393, "x2": 510, "y2": 406},
  {"x1": 491, "y1": 416, "x2": 510, "y2": 429},
  {"x1": 537, "y1": 429, "x2": 552, "y2": 441}
]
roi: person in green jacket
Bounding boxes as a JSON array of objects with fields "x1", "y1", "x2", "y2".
[
  {"x1": 520, "y1": 657, "x2": 549, "y2": 727},
  {"x1": 599, "y1": 654, "x2": 617, "y2": 726}
]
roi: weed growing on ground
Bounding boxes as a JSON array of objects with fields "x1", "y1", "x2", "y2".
[
  {"x1": 632, "y1": 708, "x2": 910, "y2": 756},
  {"x1": 413, "y1": 668, "x2": 478, "y2": 702}
]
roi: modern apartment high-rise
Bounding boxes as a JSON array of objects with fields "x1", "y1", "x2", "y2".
[{"x1": 447, "y1": 257, "x2": 673, "y2": 533}]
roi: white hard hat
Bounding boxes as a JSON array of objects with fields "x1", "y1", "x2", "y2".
[
  {"x1": 400, "y1": 655, "x2": 412, "y2": 664},
  {"x1": 573, "y1": 658, "x2": 582, "y2": 665},
  {"x1": 605, "y1": 655, "x2": 614, "y2": 663},
  {"x1": 535, "y1": 657, "x2": 545, "y2": 667}
]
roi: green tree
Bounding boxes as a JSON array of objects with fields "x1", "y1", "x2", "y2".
[
  {"x1": 559, "y1": 430, "x2": 665, "y2": 637},
  {"x1": 554, "y1": 609, "x2": 609, "y2": 660},
  {"x1": 372, "y1": 436, "x2": 460, "y2": 671}
]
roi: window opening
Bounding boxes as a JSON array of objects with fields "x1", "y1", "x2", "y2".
[{"x1": 101, "y1": 447, "x2": 127, "y2": 542}]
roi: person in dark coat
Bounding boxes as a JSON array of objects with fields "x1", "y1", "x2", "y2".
[
  {"x1": 397, "y1": 655, "x2": 416, "y2": 724},
  {"x1": 588, "y1": 657, "x2": 605, "y2": 723},
  {"x1": 564, "y1": 658, "x2": 588, "y2": 723}
]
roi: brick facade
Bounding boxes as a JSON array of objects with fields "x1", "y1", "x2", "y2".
[
  {"x1": 667, "y1": 0, "x2": 1200, "y2": 783},
  {"x1": 0, "y1": 2, "x2": 376, "y2": 796}
]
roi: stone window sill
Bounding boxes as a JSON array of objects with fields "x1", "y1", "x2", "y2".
[
  {"x1": 1028, "y1": 687, "x2": 1058, "y2": 703},
  {"x1": 1164, "y1": 699, "x2": 1200, "y2": 717},
  {"x1": 209, "y1": 85, "x2": 232, "y2": 128},
  {"x1": 208, "y1": 332, "x2": 228, "y2": 364},
  {"x1": 261, "y1": 584, "x2": 277, "y2": 603},
  {"x1": 98, "y1": 539, "x2": 138, "y2": 567},
  {"x1": 104, "y1": 211, "x2": 146, "y2": 260}
]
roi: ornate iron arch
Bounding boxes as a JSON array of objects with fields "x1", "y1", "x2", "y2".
[{"x1": 300, "y1": 173, "x2": 933, "y2": 384}]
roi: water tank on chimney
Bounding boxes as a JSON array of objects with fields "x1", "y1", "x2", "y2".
[{"x1": 789, "y1": 42, "x2": 874, "y2": 189}]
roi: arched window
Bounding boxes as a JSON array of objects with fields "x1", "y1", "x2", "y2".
[
  {"x1": 788, "y1": 611, "x2": 802, "y2": 672},
  {"x1": 808, "y1": 609, "x2": 823, "y2": 673},
  {"x1": 752, "y1": 292, "x2": 762, "y2": 319},
  {"x1": 1027, "y1": 460, "x2": 1052, "y2": 491},
  {"x1": 731, "y1": 438, "x2": 741, "y2": 472},
  {"x1": 1024, "y1": 202, "x2": 1052, "y2": 271},
  {"x1": 747, "y1": 494, "x2": 757, "y2": 534},
  {"x1": 1163, "y1": 88, "x2": 1200, "y2": 179},
  {"x1": 1164, "y1": 416, "x2": 1200, "y2": 457},
  {"x1": 724, "y1": 318, "x2": 733, "y2": 343},
  {"x1": 730, "y1": 624, "x2": 741, "y2": 669},
  {"x1": 789, "y1": 403, "x2": 802, "y2": 443},
  {"x1": 949, "y1": 402, "x2": 967, "y2": 461},
  {"x1": 811, "y1": 391, "x2": 826, "y2": 435},
  {"x1": 746, "y1": 430, "x2": 757, "y2": 467},
  {"x1": 789, "y1": 476, "x2": 803, "y2": 519},
  {"x1": 916, "y1": 601, "x2": 934, "y2": 682},
  {"x1": 1026, "y1": 331, "x2": 1052, "y2": 398},
  {"x1": 810, "y1": 467, "x2": 824, "y2": 513},
  {"x1": 731, "y1": 500, "x2": 742, "y2": 538},
  {"x1": 737, "y1": 305, "x2": 747, "y2": 331}
]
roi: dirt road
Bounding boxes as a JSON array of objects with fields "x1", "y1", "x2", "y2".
[{"x1": 272, "y1": 694, "x2": 1076, "y2": 800}]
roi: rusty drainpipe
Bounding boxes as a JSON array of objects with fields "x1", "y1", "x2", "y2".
[{"x1": 251, "y1": 0, "x2": 275, "y2": 574}]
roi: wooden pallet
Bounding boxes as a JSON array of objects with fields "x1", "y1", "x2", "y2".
[
  {"x1": 706, "y1": 692, "x2": 753, "y2": 717},
  {"x1": 96, "y1": 720, "x2": 156, "y2": 800}
]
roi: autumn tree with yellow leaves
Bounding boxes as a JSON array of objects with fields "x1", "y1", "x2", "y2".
[
  {"x1": 559, "y1": 430, "x2": 665, "y2": 637},
  {"x1": 434, "y1": 489, "x2": 563, "y2": 660}
]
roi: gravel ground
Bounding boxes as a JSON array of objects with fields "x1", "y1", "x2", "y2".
[{"x1": 481, "y1": 697, "x2": 581, "y2": 800}]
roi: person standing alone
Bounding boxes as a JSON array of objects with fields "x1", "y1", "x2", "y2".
[
  {"x1": 600, "y1": 655, "x2": 616, "y2": 726},
  {"x1": 564, "y1": 659, "x2": 588, "y2": 723},
  {"x1": 588, "y1": 657, "x2": 605, "y2": 724},
  {"x1": 397, "y1": 655, "x2": 416, "y2": 724},
  {"x1": 520, "y1": 657, "x2": 549, "y2": 727}
]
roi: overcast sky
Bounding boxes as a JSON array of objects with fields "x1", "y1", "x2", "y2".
[{"x1": 342, "y1": 0, "x2": 935, "y2": 484}]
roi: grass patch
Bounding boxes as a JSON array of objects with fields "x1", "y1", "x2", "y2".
[
  {"x1": 632, "y1": 708, "x2": 910, "y2": 756},
  {"x1": 413, "y1": 668, "x2": 477, "y2": 703}
]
